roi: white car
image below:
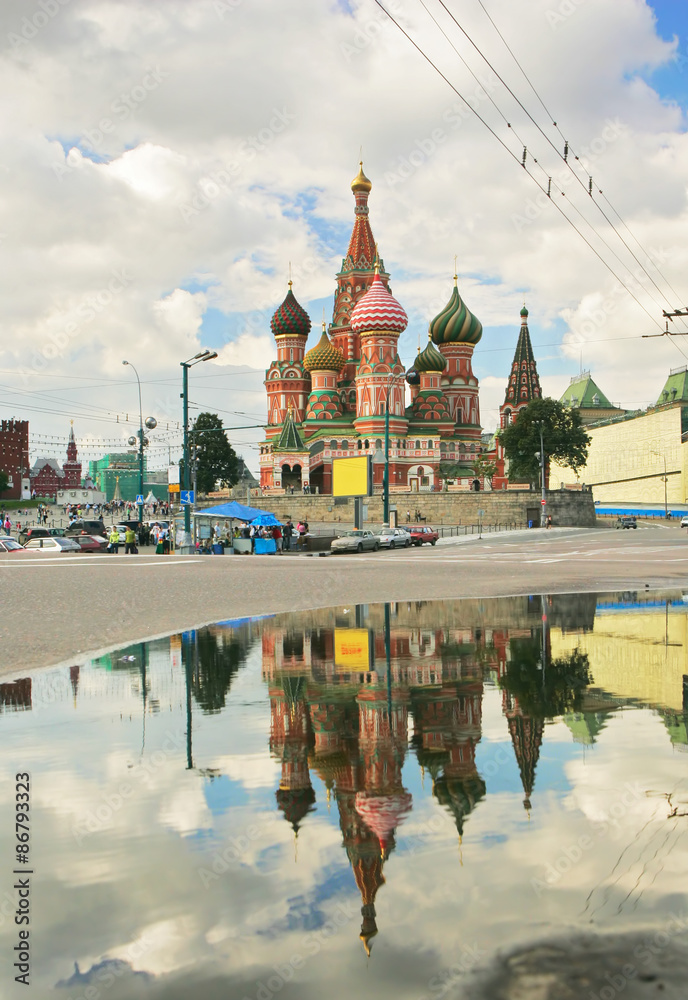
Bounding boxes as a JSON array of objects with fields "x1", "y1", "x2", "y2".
[
  {"x1": 681, "y1": 516, "x2": 688, "y2": 528},
  {"x1": 376, "y1": 527, "x2": 411, "y2": 549},
  {"x1": 23, "y1": 536, "x2": 81, "y2": 553}
]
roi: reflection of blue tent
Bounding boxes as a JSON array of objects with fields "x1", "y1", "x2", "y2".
[
  {"x1": 193, "y1": 501, "x2": 267, "y2": 520},
  {"x1": 251, "y1": 513, "x2": 282, "y2": 526}
]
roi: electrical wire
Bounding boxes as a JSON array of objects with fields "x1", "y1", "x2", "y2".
[
  {"x1": 469, "y1": 0, "x2": 687, "y2": 323},
  {"x1": 372, "y1": 0, "x2": 666, "y2": 334}
]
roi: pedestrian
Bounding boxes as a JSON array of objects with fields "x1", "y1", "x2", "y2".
[
  {"x1": 406, "y1": 509, "x2": 411, "y2": 523},
  {"x1": 124, "y1": 526, "x2": 137, "y2": 554},
  {"x1": 272, "y1": 523, "x2": 283, "y2": 552},
  {"x1": 108, "y1": 527, "x2": 120, "y2": 554},
  {"x1": 546, "y1": 514, "x2": 552, "y2": 529},
  {"x1": 283, "y1": 519, "x2": 292, "y2": 551},
  {"x1": 249, "y1": 522, "x2": 256, "y2": 553},
  {"x1": 3, "y1": 515, "x2": 11, "y2": 535}
]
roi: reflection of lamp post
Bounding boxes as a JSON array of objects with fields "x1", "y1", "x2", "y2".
[
  {"x1": 533, "y1": 420, "x2": 546, "y2": 527},
  {"x1": 180, "y1": 351, "x2": 218, "y2": 547}
]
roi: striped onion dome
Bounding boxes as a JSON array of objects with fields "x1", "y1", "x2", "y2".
[
  {"x1": 350, "y1": 271, "x2": 408, "y2": 334},
  {"x1": 270, "y1": 284, "x2": 311, "y2": 339},
  {"x1": 429, "y1": 278, "x2": 482, "y2": 345},
  {"x1": 413, "y1": 334, "x2": 447, "y2": 372},
  {"x1": 303, "y1": 328, "x2": 345, "y2": 372}
]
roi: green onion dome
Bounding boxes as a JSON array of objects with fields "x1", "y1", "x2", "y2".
[
  {"x1": 413, "y1": 335, "x2": 447, "y2": 372},
  {"x1": 270, "y1": 283, "x2": 311, "y2": 339},
  {"x1": 429, "y1": 278, "x2": 482, "y2": 345},
  {"x1": 303, "y1": 327, "x2": 345, "y2": 372}
]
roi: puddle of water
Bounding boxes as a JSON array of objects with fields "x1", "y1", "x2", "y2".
[{"x1": 1, "y1": 593, "x2": 687, "y2": 999}]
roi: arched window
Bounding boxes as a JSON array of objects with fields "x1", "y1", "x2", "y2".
[
  {"x1": 341, "y1": 440, "x2": 349, "y2": 450},
  {"x1": 364, "y1": 439, "x2": 370, "y2": 449},
  {"x1": 375, "y1": 439, "x2": 382, "y2": 449},
  {"x1": 330, "y1": 440, "x2": 337, "y2": 449},
  {"x1": 415, "y1": 440, "x2": 421, "y2": 449},
  {"x1": 357, "y1": 440, "x2": 362, "y2": 450}
]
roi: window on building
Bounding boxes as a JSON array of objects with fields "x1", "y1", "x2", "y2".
[{"x1": 415, "y1": 440, "x2": 421, "y2": 449}]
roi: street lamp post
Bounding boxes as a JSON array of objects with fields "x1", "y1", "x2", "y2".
[
  {"x1": 382, "y1": 369, "x2": 416, "y2": 525},
  {"x1": 123, "y1": 361, "x2": 157, "y2": 526},
  {"x1": 180, "y1": 350, "x2": 218, "y2": 549},
  {"x1": 533, "y1": 420, "x2": 546, "y2": 527}
]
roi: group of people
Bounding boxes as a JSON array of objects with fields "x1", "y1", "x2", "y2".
[
  {"x1": 107, "y1": 522, "x2": 171, "y2": 554},
  {"x1": 195, "y1": 517, "x2": 311, "y2": 554}
]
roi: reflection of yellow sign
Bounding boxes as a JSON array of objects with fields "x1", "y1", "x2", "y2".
[
  {"x1": 170, "y1": 634, "x2": 181, "y2": 669},
  {"x1": 332, "y1": 456, "x2": 370, "y2": 497},
  {"x1": 168, "y1": 483, "x2": 180, "y2": 493},
  {"x1": 334, "y1": 628, "x2": 371, "y2": 671}
]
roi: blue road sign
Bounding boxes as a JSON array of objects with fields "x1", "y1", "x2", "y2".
[
  {"x1": 136, "y1": 495, "x2": 144, "y2": 504},
  {"x1": 180, "y1": 490, "x2": 195, "y2": 505}
]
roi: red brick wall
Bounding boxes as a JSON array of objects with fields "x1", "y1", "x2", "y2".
[{"x1": 0, "y1": 420, "x2": 29, "y2": 500}]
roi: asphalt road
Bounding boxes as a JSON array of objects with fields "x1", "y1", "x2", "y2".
[{"x1": 2, "y1": 521, "x2": 687, "y2": 675}]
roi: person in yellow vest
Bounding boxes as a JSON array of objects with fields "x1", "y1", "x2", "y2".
[
  {"x1": 108, "y1": 528, "x2": 120, "y2": 554},
  {"x1": 124, "y1": 526, "x2": 137, "y2": 554}
]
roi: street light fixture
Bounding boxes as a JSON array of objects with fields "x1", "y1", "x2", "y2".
[
  {"x1": 122, "y1": 360, "x2": 156, "y2": 526},
  {"x1": 533, "y1": 419, "x2": 546, "y2": 527},
  {"x1": 180, "y1": 350, "x2": 218, "y2": 550},
  {"x1": 380, "y1": 368, "x2": 417, "y2": 525}
]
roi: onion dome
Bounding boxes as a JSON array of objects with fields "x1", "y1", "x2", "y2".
[
  {"x1": 354, "y1": 791, "x2": 413, "y2": 857},
  {"x1": 351, "y1": 160, "x2": 372, "y2": 193},
  {"x1": 429, "y1": 277, "x2": 482, "y2": 345},
  {"x1": 350, "y1": 272, "x2": 408, "y2": 334},
  {"x1": 270, "y1": 283, "x2": 311, "y2": 339},
  {"x1": 520, "y1": 305, "x2": 529, "y2": 319},
  {"x1": 303, "y1": 325, "x2": 345, "y2": 372},
  {"x1": 413, "y1": 334, "x2": 447, "y2": 373}
]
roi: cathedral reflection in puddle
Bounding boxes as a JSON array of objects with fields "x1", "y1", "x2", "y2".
[{"x1": 2, "y1": 593, "x2": 687, "y2": 999}]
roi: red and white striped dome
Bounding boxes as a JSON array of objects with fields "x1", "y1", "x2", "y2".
[{"x1": 350, "y1": 272, "x2": 408, "y2": 334}]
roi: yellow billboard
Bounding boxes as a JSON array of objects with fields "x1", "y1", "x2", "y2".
[
  {"x1": 334, "y1": 628, "x2": 371, "y2": 671},
  {"x1": 332, "y1": 455, "x2": 370, "y2": 497}
]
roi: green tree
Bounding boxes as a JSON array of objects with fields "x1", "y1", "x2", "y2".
[
  {"x1": 189, "y1": 412, "x2": 239, "y2": 494},
  {"x1": 0, "y1": 470, "x2": 8, "y2": 494},
  {"x1": 497, "y1": 397, "x2": 591, "y2": 486},
  {"x1": 472, "y1": 453, "x2": 498, "y2": 487}
]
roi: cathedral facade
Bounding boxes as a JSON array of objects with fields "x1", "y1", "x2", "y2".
[{"x1": 259, "y1": 164, "x2": 485, "y2": 495}]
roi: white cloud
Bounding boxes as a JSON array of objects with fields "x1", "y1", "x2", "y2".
[{"x1": 0, "y1": 0, "x2": 686, "y2": 462}]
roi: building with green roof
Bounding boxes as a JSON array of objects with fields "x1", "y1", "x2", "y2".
[{"x1": 559, "y1": 372, "x2": 625, "y2": 424}]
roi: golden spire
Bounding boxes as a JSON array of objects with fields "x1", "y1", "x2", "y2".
[
  {"x1": 453, "y1": 255, "x2": 458, "y2": 285},
  {"x1": 351, "y1": 160, "x2": 372, "y2": 193},
  {"x1": 374, "y1": 242, "x2": 380, "y2": 275},
  {"x1": 288, "y1": 261, "x2": 292, "y2": 289}
]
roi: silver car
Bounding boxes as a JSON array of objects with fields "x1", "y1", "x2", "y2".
[
  {"x1": 331, "y1": 529, "x2": 380, "y2": 554},
  {"x1": 376, "y1": 527, "x2": 411, "y2": 549},
  {"x1": 23, "y1": 536, "x2": 81, "y2": 553}
]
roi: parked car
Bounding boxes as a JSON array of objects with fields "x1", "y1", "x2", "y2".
[
  {"x1": 376, "y1": 527, "x2": 411, "y2": 549},
  {"x1": 331, "y1": 529, "x2": 379, "y2": 554},
  {"x1": 17, "y1": 526, "x2": 51, "y2": 546},
  {"x1": 0, "y1": 538, "x2": 25, "y2": 553},
  {"x1": 23, "y1": 536, "x2": 81, "y2": 553},
  {"x1": 65, "y1": 519, "x2": 106, "y2": 537},
  {"x1": 72, "y1": 534, "x2": 108, "y2": 553},
  {"x1": 680, "y1": 516, "x2": 688, "y2": 528},
  {"x1": 615, "y1": 516, "x2": 637, "y2": 529},
  {"x1": 49, "y1": 527, "x2": 66, "y2": 537},
  {"x1": 407, "y1": 525, "x2": 439, "y2": 546}
]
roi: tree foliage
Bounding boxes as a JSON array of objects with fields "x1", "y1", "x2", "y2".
[
  {"x1": 500, "y1": 637, "x2": 593, "y2": 717},
  {"x1": 497, "y1": 397, "x2": 591, "y2": 486},
  {"x1": 472, "y1": 453, "x2": 498, "y2": 486},
  {"x1": 189, "y1": 412, "x2": 239, "y2": 494}
]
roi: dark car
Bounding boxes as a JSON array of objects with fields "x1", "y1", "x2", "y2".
[
  {"x1": 65, "y1": 519, "x2": 106, "y2": 537},
  {"x1": 407, "y1": 525, "x2": 439, "y2": 546},
  {"x1": 72, "y1": 534, "x2": 109, "y2": 553},
  {"x1": 615, "y1": 516, "x2": 637, "y2": 529},
  {"x1": 17, "y1": 526, "x2": 51, "y2": 546}
]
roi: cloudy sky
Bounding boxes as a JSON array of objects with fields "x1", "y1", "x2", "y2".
[{"x1": 1, "y1": 0, "x2": 688, "y2": 472}]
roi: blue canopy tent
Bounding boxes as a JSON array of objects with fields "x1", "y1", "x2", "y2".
[
  {"x1": 194, "y1": 501, "x2": 267, "y2": 520},
  {"x1": 251, "y1": 513, "x2": 282, "y2": 526}
]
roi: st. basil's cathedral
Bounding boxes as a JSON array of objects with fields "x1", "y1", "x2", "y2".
[{"x1": 259, "y1": 162, "x2": 504, "y2": 495}]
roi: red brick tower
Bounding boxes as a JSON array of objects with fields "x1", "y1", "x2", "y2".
[
  {"x1": 264, "y1": 283, "x2": 312, "y2": 428},
  {"x1": 430, "y1": 275, "x2": 483, "y2": 443},
  {"x1": 63, "y1": 422, "x2": 82, "y2": 488}
]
